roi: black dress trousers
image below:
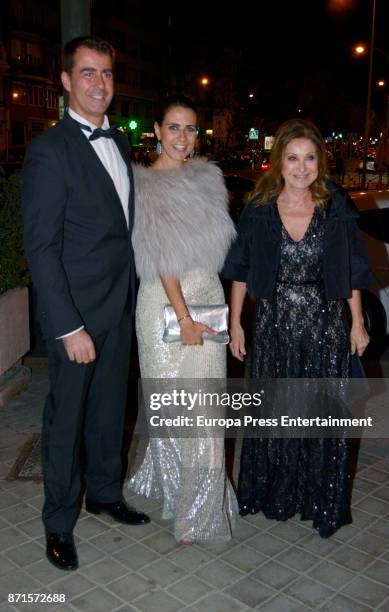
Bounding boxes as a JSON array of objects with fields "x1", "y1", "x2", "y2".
[{"x1": 41, "y1": 314, "x2": 131, "y2": 533}]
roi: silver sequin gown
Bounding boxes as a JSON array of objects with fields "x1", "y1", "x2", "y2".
[{"x1": 127, "y1": 269, "x2": 238, "y2": 542}]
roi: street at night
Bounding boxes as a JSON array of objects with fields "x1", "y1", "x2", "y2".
[{"x1": 1, "y1": 2, "x2": 389, "y2": 611}]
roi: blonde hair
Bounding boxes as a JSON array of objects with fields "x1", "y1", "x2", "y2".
[{"x1": 251, "y1": 119, "x2": 330, "y2": 208}]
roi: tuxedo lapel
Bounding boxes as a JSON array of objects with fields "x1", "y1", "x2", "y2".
[
  {"x1": 112, "y1": 133, "x2": 135, "y2": 233},
  {"x1": 112, "y1": 132, "x2": 130, "y2": 168}
]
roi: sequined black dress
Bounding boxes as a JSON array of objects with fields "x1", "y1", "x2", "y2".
[{"x1": 238, "y1": 204, "x2": 354, "y2": 538}]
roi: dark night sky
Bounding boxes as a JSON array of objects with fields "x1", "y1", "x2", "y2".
[{"x1": 169, "y1": 0, "x2": 389, "y2": 133}]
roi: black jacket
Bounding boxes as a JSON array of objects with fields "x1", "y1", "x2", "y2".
[
  {"x1": 222, "y1": 184, "x2": 372, "y2": 299},
  {"x1": 22, "y1": 113, "x2": 137, "y2": 338}
]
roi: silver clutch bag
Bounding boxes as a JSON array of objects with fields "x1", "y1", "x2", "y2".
[{"x1": 163, "y1": 304, "x2": 230, "y2": 344}]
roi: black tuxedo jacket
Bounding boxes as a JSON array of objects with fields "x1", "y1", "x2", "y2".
[{"x1": 22, "y1": 113, "x2": 137, "y2": 338}]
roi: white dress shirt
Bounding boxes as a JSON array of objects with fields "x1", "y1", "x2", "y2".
[
  {"x1": 58, "y1": 108, "x2": 130, "y2": 339},
  {"x1": 68, "y1": 107, "x2": 130, "y2": 227}
]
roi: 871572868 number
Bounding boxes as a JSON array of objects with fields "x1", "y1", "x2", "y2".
[{"x1": 8, "y1": 594, "x2": 66, "y2": 603}]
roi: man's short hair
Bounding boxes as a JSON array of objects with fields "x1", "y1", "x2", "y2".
[{"x1": 62, "y1": 36, "x2": 115, "y2": 74}]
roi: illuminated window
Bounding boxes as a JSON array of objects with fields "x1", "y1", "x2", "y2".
[
  {"x1": 29, "y1": 85, "x2": 44, "y2": 106},
  {"x1": 47, "y1": 88, "x2": 59, "y2": 109}
]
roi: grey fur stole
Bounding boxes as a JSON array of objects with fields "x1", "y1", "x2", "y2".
[{"x1": 132, "y1": 158, "x2": 236, "y2": 281}]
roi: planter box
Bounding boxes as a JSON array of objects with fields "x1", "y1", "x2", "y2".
[{"x1": 0, "y1": 286, "x2": 30, "y2": 406}]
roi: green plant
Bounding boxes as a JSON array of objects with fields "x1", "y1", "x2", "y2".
[{"x1": 0, "y1": 168, "x2": 29, "y2": 294}]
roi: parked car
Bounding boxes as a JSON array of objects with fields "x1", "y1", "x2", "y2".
[
  {"x1": 350, "y1": 189, "x2": 389, "y2": 339},
  {"x1": 258, "y1": 152, "x2": 271, "y2": 173},
  {"x1": 213, "y1": 151, "x2": 252, "y2": 173},
  {"x1": 358, "y1": 156, "x2": 376, "y2": 172}
]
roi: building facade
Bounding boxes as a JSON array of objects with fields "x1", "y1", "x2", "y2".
[
  {"x1": 0, "y1": 0, "x2": 170, "y2": 162},
  {"x1": 0, "y1": 0, "x2": 61, "y2": 162}
]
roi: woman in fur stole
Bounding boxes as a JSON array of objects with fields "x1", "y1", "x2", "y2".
[{"x1": 126, "y1": 95, "x2": 238, "y2": 543}]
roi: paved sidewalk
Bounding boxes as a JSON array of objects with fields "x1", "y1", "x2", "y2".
[{"x1": 1, "y1": 363, "x2": 389, "y2": 611}]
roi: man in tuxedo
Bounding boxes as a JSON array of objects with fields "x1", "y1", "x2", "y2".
[{"x1": 22, "y1": 37, "x2": 149, "y2": 571}]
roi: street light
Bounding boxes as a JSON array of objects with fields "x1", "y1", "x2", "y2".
[
  {"x1": 361, "y1": 0, "x2": 377, "y2": 189},
  {"x1": 355, "y1": 44, "x2": 366, "y2": 55}
]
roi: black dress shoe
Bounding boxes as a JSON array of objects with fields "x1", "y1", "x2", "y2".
[
  {"x1": 85, "y1": 498, "x2": 150, "y2": 525},
  {"x1": 46, "y1": 532, "x2": 78, "y2": 570}
]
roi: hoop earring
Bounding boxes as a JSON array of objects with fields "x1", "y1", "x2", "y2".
[{"x1": 156, "y1": 141, "x2": 162, "y2": 155}]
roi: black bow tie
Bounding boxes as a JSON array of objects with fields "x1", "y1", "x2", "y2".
[
  {"x1": 89, "y1": 125, "x2": 117, "y2": 141},
  {"x1": 66, "y1": 112, "x2": 117, "y2": 141}
]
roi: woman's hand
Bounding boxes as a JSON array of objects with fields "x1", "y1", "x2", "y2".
[
  {"x1": 179, "y1": 317, "x2": 217, "y2": 345},
  {"x1": 160, "y1": 276, "x2": 217, "y2": 346},
  {"x1": 347, "y1": 290, "x2": 370, "y2": 357},
  {"x1": 350, "y1": 322, "x2": 370, "y2": 356},
  {"x1": 229, "y1": 323, "x2": 246, "y2": 361}
]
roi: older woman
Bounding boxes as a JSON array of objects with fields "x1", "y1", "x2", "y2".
[{"x1": 223, "y1": 118, "x2": 372, "y2": 537}]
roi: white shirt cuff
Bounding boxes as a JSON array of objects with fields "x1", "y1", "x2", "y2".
[{"x1": 57, "y1": 326, "x2": 84, "y2": 340}]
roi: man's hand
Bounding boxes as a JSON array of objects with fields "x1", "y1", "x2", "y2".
[{"x1": 62, "y1": 329, "x2": 96, "y2": 363}]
